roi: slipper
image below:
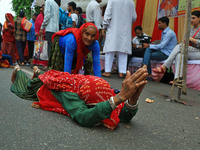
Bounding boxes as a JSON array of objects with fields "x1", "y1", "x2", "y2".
[
  {"x1": 102, "y1": 72, "x2": 111, "y2": 78},
  {"x1": 152, "y1": 66, "x2": 166, "y2": 74}
]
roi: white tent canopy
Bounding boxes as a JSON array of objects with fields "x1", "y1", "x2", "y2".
[{"x1": 34, "y1": 0, "x2": 108, "y2": 12}]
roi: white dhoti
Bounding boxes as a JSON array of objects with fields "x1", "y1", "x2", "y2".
[{"x1": 105, "y1": 52, "x2": 128, "y2": 74}]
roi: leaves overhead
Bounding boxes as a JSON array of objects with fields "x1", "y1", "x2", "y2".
[{"x1": 11, "y1": 0, "x2": 40, "y2": 19}]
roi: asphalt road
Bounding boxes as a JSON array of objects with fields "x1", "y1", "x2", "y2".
[{"x1": 0, "y1": 66, "x2": 200, "y2": 150}]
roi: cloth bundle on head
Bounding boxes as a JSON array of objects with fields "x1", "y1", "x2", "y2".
[
  {"x1": 36, "y1": 70, "x2": 124, "y2": 129},
  {"x1": 52, "y1": 23, "x2": 99, "y2": 74}
]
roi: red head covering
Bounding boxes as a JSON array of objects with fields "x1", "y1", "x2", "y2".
[
  {"x1": 5, "y1": 13, "x2": 14, "y2": 26},
  {"x1": 52, "y1": 23, "x2": 99, "y2": 74}
]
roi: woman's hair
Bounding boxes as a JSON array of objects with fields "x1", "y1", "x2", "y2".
[
  {"x1": 192, "y1": 10, "x2": 200, "y2": 18},
  {"x1": 19, "y1": 10, "x2": 25, "y2": 17}
]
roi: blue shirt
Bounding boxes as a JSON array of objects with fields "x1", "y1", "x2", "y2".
[
  {"x1": 150, "y1": 27, "x2": 177, "y2": 56},
  {"x1": 27, "y1": 19, "x2": 36, "y2": 41},
  {"x1": 59, "y1": 33, "x2": 101, "y2": 77}
]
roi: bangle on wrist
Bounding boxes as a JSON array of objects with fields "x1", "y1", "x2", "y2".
[
  {"x1": 125, "y1": 100, "x2": 139, "y2": 110},
  {"x1": 108, "y1": 96, "x2": 117, "y2": 110}
]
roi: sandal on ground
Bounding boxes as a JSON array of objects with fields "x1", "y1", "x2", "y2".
[
  {"x1": 152, "y1": 66, "x2": 166, "y2": 74},
  {"x1": 102, "y1": 72, "x2": 111, "y2": 78}
]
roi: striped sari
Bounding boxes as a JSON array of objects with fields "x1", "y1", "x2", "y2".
[{"x1": 10, "y1": 70, "x2": 43, "y2": 101}]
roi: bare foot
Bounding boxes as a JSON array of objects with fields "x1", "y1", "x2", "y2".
[
  {"x1": 11, "y1": 65, "x2": 20, "y2": 83},
  {"x1": 31, "y1": 66, "x2": 40, "y2": 79},
  {"x1": 32, "y1": 102, "x2": 41, "y2": 109}
]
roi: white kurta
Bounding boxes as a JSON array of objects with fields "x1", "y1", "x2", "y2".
[
  {"x1": 103, "y1": 0, "x2": 137, "y2": 54},
  {"x1": 86, "y1": 0, "x2": 102, "y2": 30}
]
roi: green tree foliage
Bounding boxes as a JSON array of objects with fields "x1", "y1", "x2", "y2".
[{"x1": 11, "y1": 0, "x2": 40, "y2": 19}]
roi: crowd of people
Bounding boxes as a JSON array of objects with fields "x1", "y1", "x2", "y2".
[{"x1": 0, "y1": 0, "x2": 199, "y2": 129}]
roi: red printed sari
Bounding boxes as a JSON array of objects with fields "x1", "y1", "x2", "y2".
[{"x1": 34, "y1": 70, "x2": 124, "y2": 129}]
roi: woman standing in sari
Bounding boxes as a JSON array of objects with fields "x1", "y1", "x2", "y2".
[
  {"x1": 2, "y1": 13, "x2": 16, "y2": 64},
  {"x1": 35, "y1": 4, "x2": 45, "y2": 40}
]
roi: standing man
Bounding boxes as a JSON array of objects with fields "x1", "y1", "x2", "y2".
[
  {"x1": 142, "y1": 16, "x2": 177, "y2": 75},
  {"x1": 86, "y1": 0, "x2": 102, "y2": 31},
  {"x1": 27, "y1": 13, "x2": 38, "y2": 63},
  {"x1": 102, "y1": 0, "x2": 137, "y2": 78},
  {"x1": 39, "y1": 0, "x2": 60, "y2": 61}
]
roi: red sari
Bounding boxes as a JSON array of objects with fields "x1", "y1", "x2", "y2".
[
  {"x1": 2, "y1": 13, "x2": 16, "y2": 63},
  {"x1": 34, "y1": 70, "x2": 124, "y2": 129},
  {"x1": 35, "y1": 12, "x2": 45, "y2": 40}
]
